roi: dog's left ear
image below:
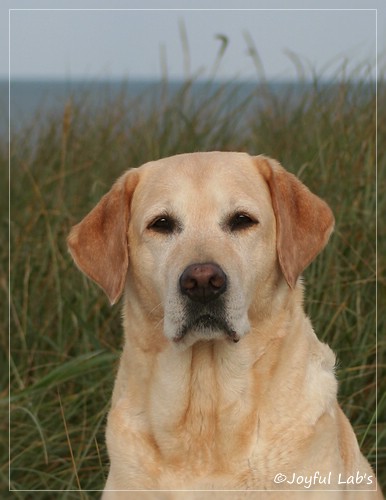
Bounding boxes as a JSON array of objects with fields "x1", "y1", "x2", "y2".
[
  {"x1": 67, "y1": 170, "x2": 139, "y2": 304},
  {"x1": 256, "y1": 156, "x2": 334, "y2": 289}
]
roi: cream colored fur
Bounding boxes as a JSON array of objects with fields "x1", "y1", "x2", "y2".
[{"x1": 68, "y1": 152, "x2": 382, "y2": 499}]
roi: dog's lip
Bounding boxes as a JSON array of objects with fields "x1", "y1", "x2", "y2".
[{"x1": 173, "y1": 314, "x2": 240, "y2": 343}]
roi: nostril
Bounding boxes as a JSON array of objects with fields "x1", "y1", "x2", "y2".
[
  {"x1": 209, "y1": 273, "x2": 226, "y2": 290},
  {"x1": 179, "y1": 263, "x2": 227, "y2": 303},
  {"x1": 182, "y1": 275, "x2": 198, "y2": 291}
]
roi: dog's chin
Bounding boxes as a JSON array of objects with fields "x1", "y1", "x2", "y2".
[{"x1": 171, "y1": 315, "x2": 241, "y2": 349}]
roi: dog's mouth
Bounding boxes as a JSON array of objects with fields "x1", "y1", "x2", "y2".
[{"x1": 173, "y1": 313, "x2": 240, "y2": 343}]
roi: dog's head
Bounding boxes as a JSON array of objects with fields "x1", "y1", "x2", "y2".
[{"x1": 68, "y1": 152, "x2": 334, "y2": 347}]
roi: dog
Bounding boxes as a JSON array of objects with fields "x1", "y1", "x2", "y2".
[{"x1": 68, "y1": 152, "x2": 381, "y2": 499}]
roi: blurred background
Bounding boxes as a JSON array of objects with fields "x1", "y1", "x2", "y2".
[{"x1": 2, "y1": 5, "x2": 382, "y2": 131}]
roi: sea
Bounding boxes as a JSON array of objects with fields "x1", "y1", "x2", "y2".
[{"x1": 0, "y1": 78, "x2": 374, "y2": 138}]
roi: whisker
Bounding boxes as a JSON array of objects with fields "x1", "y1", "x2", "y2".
[
  {"x1": 154, "y1": 317, "x2": 164, "y2": 330},
  {"x1": 148, "y1": 302, "x2": 163, "y2": 316}
]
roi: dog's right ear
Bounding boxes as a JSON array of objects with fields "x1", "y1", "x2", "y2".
[{"x1": 67, "y1": 170, "x2": 139, "y2": 305}]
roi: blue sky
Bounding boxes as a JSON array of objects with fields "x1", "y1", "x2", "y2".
[{"x1": 3, "y1": 0, "x2": 385, "y2": 81}]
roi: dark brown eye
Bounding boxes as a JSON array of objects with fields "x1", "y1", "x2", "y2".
[
  {"x1": 148, "y1": 216, "x2": 176, "y2": 234},
  {"x1": 228, "y1": 213, "x2": 257, "y2": 231}
]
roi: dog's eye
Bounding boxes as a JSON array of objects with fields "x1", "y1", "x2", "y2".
[
  {"x1": 148, "y1": 216, "x2": 176, "y2": 234},
  {"x1": 228, "y1": 213, "x2": 257, "y2": 231}
]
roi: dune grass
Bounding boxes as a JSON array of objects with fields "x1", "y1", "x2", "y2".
[{"x1": 3, "y1": 65, "x2": 385, "y2": 497}]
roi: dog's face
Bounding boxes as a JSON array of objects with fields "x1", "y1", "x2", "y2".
[
  {"x1": 128, "y1": 152, "x2": 278, "y2": 347},
  {"x1": 68, "y1": 152, "x2": 334, "y2": 348}
]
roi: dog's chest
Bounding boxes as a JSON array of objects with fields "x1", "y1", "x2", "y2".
[{"x1": 147, "y1": 343, "x2": 261, "y2": 471}]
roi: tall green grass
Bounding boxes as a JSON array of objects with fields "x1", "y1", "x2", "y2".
[{"x1": 3, "y1": 64, "x2": 385, "y2": 497}]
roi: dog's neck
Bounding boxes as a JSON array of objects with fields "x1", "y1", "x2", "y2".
[
  {"x1": 111, "y1": 284, "x2": 336, "y2": 470},
  {"x1": 114, "y1": 280, "x2": 300, "y2": 400}
]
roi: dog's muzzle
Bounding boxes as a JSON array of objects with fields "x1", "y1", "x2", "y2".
[{"x1": 175, "y1": 263, "x2": 240, "y2": 343}]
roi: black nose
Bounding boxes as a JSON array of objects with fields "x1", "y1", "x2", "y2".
[{"x1": 179, "y1": 263, "x2": 227, "y2": 304}]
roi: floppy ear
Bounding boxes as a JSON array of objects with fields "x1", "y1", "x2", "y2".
[
  {"x1": 256, "y1": 156, "x2": 334, "y2": 289},
  {"x1": 67, "y1": 170, "x2": 139, "y2": 304}
]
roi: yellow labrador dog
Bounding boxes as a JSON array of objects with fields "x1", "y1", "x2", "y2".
[{"x1": 68, "y1": 152, "x2": 381, "y2": 499}]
